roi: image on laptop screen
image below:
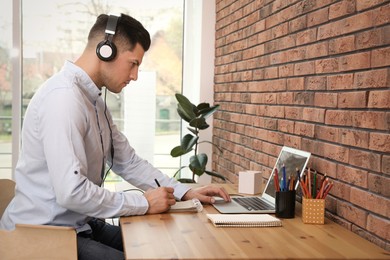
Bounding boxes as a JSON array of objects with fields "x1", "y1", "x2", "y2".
[{"x1": 262, "y1": 147, "x2": 311, "y2": 202}]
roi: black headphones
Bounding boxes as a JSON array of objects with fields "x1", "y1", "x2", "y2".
[{"x1": 96, "y1": 14, "x2": 120, "y2": 61}]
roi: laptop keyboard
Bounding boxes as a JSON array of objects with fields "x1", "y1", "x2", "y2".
[{"x1": 232, "y1": 197, "x2": 275, "y2": 211}]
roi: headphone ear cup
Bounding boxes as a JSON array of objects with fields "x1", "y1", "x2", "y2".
[{"x1": 96, "y1": 40, "x2": 117, "y2": 61}]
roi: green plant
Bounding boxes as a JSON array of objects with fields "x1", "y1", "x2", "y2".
[{"x1": 170, "y1": 93, "x2": 226, "y2": 183}]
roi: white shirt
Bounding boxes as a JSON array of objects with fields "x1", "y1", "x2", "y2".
[{"x1": 0, "y1": 61, "x2": 189, "y2": 231}]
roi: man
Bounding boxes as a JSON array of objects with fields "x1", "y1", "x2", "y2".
[{"x1": 0, "y1": 13, "x2": 230, "y2": 260}]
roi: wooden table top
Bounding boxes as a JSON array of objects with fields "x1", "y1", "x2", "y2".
[{"x1": 120, "y1": 185, "x2": 390, "y2": 260}]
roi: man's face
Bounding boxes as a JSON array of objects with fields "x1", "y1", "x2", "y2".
[{"x1": 102, "y1": 42, "x2": 145, "y2": 93}]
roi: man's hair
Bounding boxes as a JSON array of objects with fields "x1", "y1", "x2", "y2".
[{"x1": 88, "y1": 13, "x2": 151, "y2": 52}]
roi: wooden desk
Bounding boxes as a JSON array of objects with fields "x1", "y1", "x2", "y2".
[{"x1": 120, "y1": 185, "x2": 389, "y2": 260}]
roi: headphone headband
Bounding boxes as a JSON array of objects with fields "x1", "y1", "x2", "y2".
[{"x1": 105, "y1": 15, "x2": 120, "y2": 35}]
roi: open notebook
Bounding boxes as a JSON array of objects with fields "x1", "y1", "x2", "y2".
[{"x1": 207, "y1": 214, "x2": 282, "y2": 227}]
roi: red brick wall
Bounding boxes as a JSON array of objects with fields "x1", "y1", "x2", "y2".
[{"x1": 213, "y1": 0, "x2": 390, "y2": 249}]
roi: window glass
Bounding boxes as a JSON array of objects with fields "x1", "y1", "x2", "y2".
[
  {"x1": 0, "y1": 0, "x2": 13, "y2": 179},
  {"x1": 19, "y1": 0, "x2": 183, "y2": 183}
]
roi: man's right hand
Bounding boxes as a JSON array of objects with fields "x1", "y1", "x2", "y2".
[{"x1": 143, "y1": 187, "x2": 176, "y2": 214}]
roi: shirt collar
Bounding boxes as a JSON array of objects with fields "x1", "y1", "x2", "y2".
[{"x1": 64, "y1": 60, "x2": 102, "y2": 103}]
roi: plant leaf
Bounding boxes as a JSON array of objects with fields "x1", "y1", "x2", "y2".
[
  {"x1": 181, "y1": 134, "x2": 198, "y2": 151},
  {"x1": 189, "y1": 154, "x2": 207, "y2": 176},
  {"x1": 177, "y1": 178, "x2": 197, "y2": 183},
  {"x1": 176, "y1": 94, "x2": 197, "y2": 120},
  {"x1": 200, "y1": 104, "x2": 219, "y2": 119},
  {"x1": 189, "y1": 117, "x2": 209, "y2": 130},
  {"x1": 177, "y1": 104, "x2": 194, "y2": 123},
  {"x1": 205, "y1": 170, "x2": 226, "y2": 181},
  {"x1": 170, "y1": 146, "x2": 187, "y2": 157},
  {"x1": 187, "y1": 127, "x2": 198, "y2": 135}
]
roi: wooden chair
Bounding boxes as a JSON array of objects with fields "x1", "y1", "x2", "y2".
[{"x1": 0, "y1": 179, "x2": 77, "y2": 260}]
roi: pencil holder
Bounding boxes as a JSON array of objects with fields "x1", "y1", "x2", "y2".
[
  {"x1": 302, "y1": 198, "x2": 325, "y2": 224},
  {"x1": 275, "y1": 190, "x2": 296, "y2": 218}
]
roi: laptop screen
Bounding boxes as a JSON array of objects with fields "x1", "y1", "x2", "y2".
[{"x1": 262, "y1": 146, "x2": 311, "y2": 203}]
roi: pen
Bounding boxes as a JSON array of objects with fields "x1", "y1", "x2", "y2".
[
  {"x1": 274, "y1": 168, "x2": 280, "y2": 192},
  {"x1": 154, "y1": 178, "x2": 161, "y2": 187},
  {"x1": 282, "y1": 164, "x2": 287, "y2": 191}
]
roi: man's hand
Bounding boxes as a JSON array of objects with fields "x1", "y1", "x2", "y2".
[
  {"x1": 182, "y1": 185, "x2": 231, "y2": 204},
  {"x1": 144, "y1": 187, "x2": 176, "y2": 214}
]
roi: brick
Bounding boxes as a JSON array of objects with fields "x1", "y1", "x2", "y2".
[
  {"x1": 264, "y1": 67, "x2": 278, "y2": 79},
  {"x1": 318, "y1": 11, "x2": 373, "y2": 39},
  {"x1": 367, "y1": 215, "x2": 390, "y2": 242},
  {"x1": 368, "y1": 90, "x2": 390, "y2": 108},
  {"x1": 287, "y1": 77, "x2": 305, "y2": 90},
  {"x1": 294, "y1": 61, "x2": 315, "y2": 75},
  {"x1": 354, "y1": 68, "x2": 389, "y2": 89},
  {"x1": 285, "y1": 106, "x2": 303, "y2": 120},
  {"x1": 337, "y1": 200, "x2": 367, "y2": 228},
  {"x1": 261, "y1": 105, "x2": 285, "y2": 118},
  {"x1": 373, "y1": 3, "x2": 390, "y2": 26},
  {"x1": 350, "y1": 187, "x2": 388, "y2": 217},
  {"x1": 279, "y1": 64, "x2": 294, "y2": 77},
  {"x1": 368, "y1": 173, "x2": 390, "y2": 197},
  {"x1": 327, "y1": 73, "x2": 354, "y2": 90},
  {"x1": 303, "y1": 108, "x2": 325, "y2": 123},
  {"x1": 277, "y1": 92, "x2": 294, "y2": 104},
  {"x1": 338, "y1": 91, "x2": 368, "y2": 108},
  {"x1": 306, "y1": 76, "x2": 327, "y2": 90},
  {"x1": 331, "y1": 180, "x2": 351, "y2": 200},
  {"x1": 356, "y1": 26, "x2": 390, "y2": 50},
  {"x1": 287, "y1": 47, "x2": 306, "y2": 62},
  {"x1": 293, "y1": 92, "x2": 314, "y2": 105},
  {"x1": 372, "y1": 47, "x2": 390, "y2": 68},
  {"x1": 329, "y1": 0, "x2": 356, "y2": 20},
  {"x1": 296, "y1": 28, "x2": 317, "y2": 46},
  {"x1": 307, "y1": 7, "x2": 329, "y2": 27},
  {"x1": 339, "y1": 52, "x2": 371, "y2": 72},
  {"x1": 337, "y1": 164, "x2": 368, "y2": 188},
  {"x1": 314, "y1": 93, "x2": 338, "y2": 108},
  {"x1": 352, "y1": 111, "x2": 388, "y2": 130},
  {"x1": 310, "y1": 156, "x2": 338, "y2": 179},
  {"x1": 289, "y1": 15, "x2": 307, "y2": 33},
  {"x1": 339, "y1": 128, "x2": 369, "y2": 149},
  {"x1": 356, "y1": 0, "x2": 388, "y2": 11},
  {"x1": 315, "y1": 58, "x2": 339, "y2": 74},
  {"x1": 294, "y1": 122, "x2": 315, "y2": 137},
  {"x1": 283, "y1": 134, "x2": 301, "y2": 148},
  {"x1": 325, "y1": 110, "x2": 353, "y2": 126},
  {"x1": 369, "y1": 133, "x2": 390, "y2": 152},
  {"x1": 315, "y1": 125, "x2": 339, "y2": 143},
  {"x1": 383, "y1": 155, "x2": 390, "y2": 175},
  {"x1": 349, "y1": 148, "x2": 381, "y2": 172},
  {"x1": 306, "y1": 41, "x2": 329, "y2": 59},
  {"x1": 278, "y1": 119, "x2": 294, "y2": 134},
  {"x1": 329, "y1": 35, "x2": 355, "y2": 55},
  {"x1": 322, "y1": 143, "x2": 349, "y2": 163}
]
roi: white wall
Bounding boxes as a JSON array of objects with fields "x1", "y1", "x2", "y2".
[{"x1": 182, "y1": 0, "x2": 216, "y2": 184}]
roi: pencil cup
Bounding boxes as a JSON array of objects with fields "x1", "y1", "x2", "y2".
[
  {"x1": 275, "y1": 190, "x2": 296, "y2": 218},
  {"x1": 302, "y1": 198, "x2": 325, "y2": 224}
]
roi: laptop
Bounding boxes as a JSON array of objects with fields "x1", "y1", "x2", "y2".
[{"x1": 212, "y1": 146, "x2": 311, "y2": 214}]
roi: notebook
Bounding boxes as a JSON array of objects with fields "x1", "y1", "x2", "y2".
[
  {"x1": 212, "y1": 146, "x2": 311, "y2": 214},
  {"x1": 207, "y1": 213, "x2": 282, "y2": 227}
]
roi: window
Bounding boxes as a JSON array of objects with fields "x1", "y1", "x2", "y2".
[
  {"x1": 1, "y1": 0, "x2": 215, "y2": 184},
  {"x1": 1, "y1": 0, "x2": 185, "y2": 181},
  {"x1": 0, "y1": 0, "x2": 13, "y2": 179}
]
